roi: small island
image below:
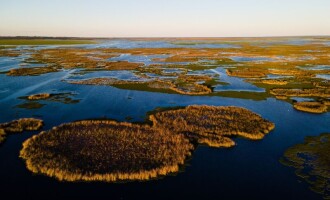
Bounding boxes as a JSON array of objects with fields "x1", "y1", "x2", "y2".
[
  {"x1": 0, "y1": 118, "x2": 43, "y2": 144},
  {"x1": 20, "y1": 105, "x2": 274, "y2": 182}
]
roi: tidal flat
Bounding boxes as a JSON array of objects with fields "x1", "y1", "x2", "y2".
[{"x1": 0, "y1": 37, "x2": 329, "y2": 200}]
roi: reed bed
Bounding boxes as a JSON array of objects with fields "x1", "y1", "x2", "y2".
[
  {"x1": 270, "y1": 88, "x2": 330, "y2": 98},
  {"x1": 20, "y1": 120, "x2": 193, "y2": 182},
  {"x1": 0, "y1": 118, "x2": 43, "y2": 144},
  {"x1": 7, "y1": 66, "x2": 59, "y2": 76},
  {"x1": 293, "y1": 102, "x2": 328, "y2": 113},
  {"x1": 27, "y1": 93, "x2": 51, "y2": 100},
  {"x1": 150, "y1": 105, "x2": 275, "y2": 146},
  {"x1": 20, "y1": 105, "x2": 274, "y2": 182}
]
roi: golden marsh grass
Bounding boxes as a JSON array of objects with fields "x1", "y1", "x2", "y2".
[
  {"x1": 20, "y1": 120, "x2": 193, "y2": 182},
  {"x1": 0, "y1": 118, "x2": 43, "y2": 144},
  {"x1": 293, "y1": 102, "x2": 328, "y2": 113},
  {"x1": 20, "y1": 105, "x2": 274, "y2": 182}
]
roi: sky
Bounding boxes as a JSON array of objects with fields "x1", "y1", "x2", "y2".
[{"x1": 0, "y1": 0, "x2": 329, "y2": 37}]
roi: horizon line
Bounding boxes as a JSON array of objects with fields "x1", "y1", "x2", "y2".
[{"x1": 1, "y1": 35, "x2": 330, "y2": 39}]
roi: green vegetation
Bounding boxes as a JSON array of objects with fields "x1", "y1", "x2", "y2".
[
  {"x1": 0, "y1": 39, "x2": 95, "y2": 45},
  {"x1": 0, "y1": 118, "x2": 43, "y2": 144},
  {"x1": 20, "y1": 105, "x2": 274, "y2": 182},
  {"x1": 281, "y1": 133, "x2": 330, "y2": 199}
]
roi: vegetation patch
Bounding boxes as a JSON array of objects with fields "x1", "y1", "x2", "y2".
[
  {"x1": 270, "y1": 88, "x2": 330, "y2": 98},
  {"x1": 0, "y1": 118, "x2": 43, "y2": 144},
  {"x1": 27, "y1": 93, "x2": 51, "y2": 100},
  {"x1": 20, "y1": 105, "x2": 274, "y2": 182},
  {"x1": 281, "y1": 133, "x2": 330, "y2": 199},
  {"x1": 258, "y1": 79, "x2": 289, "y2": 85},
  {"x1": 21, "y1": 92, "x2": 80, "y2": 105},
  {"x1": 226, "y1": 68, "x2": 267, "y2": 78},
  {"x1": 7, "y1": 66, "x2": 59, "y2": 76},
  {"x1": 69, "y1": 77, "x2": 212, "y2": 95},
  {"x1": 15, "y1": 102, "x2": 45, "y2": 109},
  {"x1": 0, "y1": 48, "x2": 20, "y2": 57},
  {"x1": 20, "y1": 120, "x2": 193, "y2": 182},
  {"x1": 150, "y1": 105, "x2": 275, "y2": 146},
  {"x1": 293, "y1": 101, "x2": 328, "y2": 113}
]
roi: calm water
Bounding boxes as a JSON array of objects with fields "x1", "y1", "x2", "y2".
[{"x1": 0, "y1": 40, "x2": 329, "y2": 200}]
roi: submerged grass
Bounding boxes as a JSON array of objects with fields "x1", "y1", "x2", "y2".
[{"x1": 280, "y1": 133, "x2": 330, "y2": 199}]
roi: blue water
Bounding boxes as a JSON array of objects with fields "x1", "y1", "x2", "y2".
[
  {"x1": 83, "y1": 39, "x2": 239, "y2": 49},
  {"x1": 211, "y1": 67, "x2": 265, "y2": 92},
  {"x1": 316, "y1": 74, "x2": 330, "y2": 80},
  {"x1": 65, "y1": 70, "x2": 146, "y2": 82},
  {"x1": 0, "y1": 40, "x2": 328, "y2": 200},
  {"x1": 230, "y1": 56, "x2": 273, "y2": 62}
]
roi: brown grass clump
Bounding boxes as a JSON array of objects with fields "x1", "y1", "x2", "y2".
[
  {"x1": 69, "y1": 77, "x2": 212, "y2": 95},
  {"x1": 19, "y1": 105, "x2": 274, "y2": 182},
  {"x1": 7, "y1": 66, "x2": 59, "y2": 76},
  {"x1": 322, "y1": 99, "x2": 330, "y2": 106},
  {"x1": 270, "y1": 88, "x2": 330, "y2": 98},
  {"x1": 313, "y1": 81, "x2": 330, "y2": 89},
  {"x1": 259, "y1": 79, "x2": 288, "y2": 85},
  {"x1": 20, "y1": 120, "x2": 193, "y2": 182},
  {"x1": 150, "y1": 105, "x2": 275, "y2": 146},
  {"x1": 104, "y1": 61, "x2": 143, "y2": 70},
  {"x1": 148, "y1": 80, "x2": 175, "y2": 89},
  {"x1": 226, "y1": 68, "x2": 267, "y2": 78},
  {"x1": 68, "y1": 77, "x2": 140, "y2": 85},
  {"x1": 293, "y1": 102, "x2": 328, "y2": 113},
  {"x1": 275, "y1": 96, "x2": 288, "y2": 100},
  {"x1": 171, "y1": 83, "x2": 212, "y2": 95},
  {"x1": 27, "y1": 93, "x2": 51, "y2": 100},
  {"x1": 0, "y1": 118, "x2": 43, "y2": 144},
  {"x1": 280, "y1": 133, "x2": 330, "y2": 199},
  {"x1": 0, "y1": 49, "x2": 20, "y2": 57},
  {"x1": 0, "y1": 129, "x2": 6, "y2": 143}
]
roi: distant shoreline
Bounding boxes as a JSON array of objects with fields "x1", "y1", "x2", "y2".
[{"x1": 0, "y1": 35, "x2": 329, "y2": 40}]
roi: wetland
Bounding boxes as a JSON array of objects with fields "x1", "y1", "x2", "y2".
[{"x1": 0, "y1": 37, "x2": 329, "y2": 200}]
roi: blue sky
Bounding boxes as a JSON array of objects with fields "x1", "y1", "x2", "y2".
[{"x1": 0, "y1": 0, "x2": 329, "y2": 37}]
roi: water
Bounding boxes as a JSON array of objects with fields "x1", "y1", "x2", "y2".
[
  {"x1": 316, "y1": 74, "x2": 330, "y2": 80},
  {"x1": 109, "y1": 54, "x2": 170, "y2": 66},
  {"x1": 65, "y1": 70, "x2": 146, "y2": 82},
  {"x1": 83, "y1": 39, "x2": 239, "y2": 49},
  {"x1": 211, "y1": 67, "x2": 265, "y2": 92},
  {"x1": 230, "y1": 56, "x2": 273, "y2": 62},
  {"x1": 0, "y1": 40, "x2": 328, "y2": 200}
]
